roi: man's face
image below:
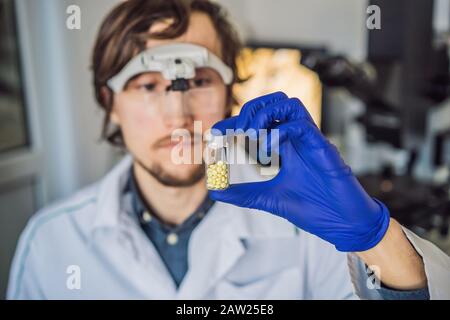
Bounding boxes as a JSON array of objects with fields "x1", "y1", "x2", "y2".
[{"x1": 110, "y1": 12, "x2": 228, "y2": 186}]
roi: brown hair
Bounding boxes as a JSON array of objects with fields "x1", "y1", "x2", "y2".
[{"x1": 92, "y1": 0, "x2": 242, "y2": 146}]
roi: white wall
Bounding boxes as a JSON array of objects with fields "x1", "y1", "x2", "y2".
[
  {"x1": 219, "y1": 0, "x2": 369, "y2": 60},
  {"x1": 19, "y1": 0, "x2": 121, "y2": 204}
]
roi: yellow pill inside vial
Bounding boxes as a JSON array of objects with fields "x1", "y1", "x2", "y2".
[
  {"x1": 205, "y1": 136, "x2": 229, "y2": 190},
  {"x1": 207, "y1": 163, "x2": 227, "y2": 189}
]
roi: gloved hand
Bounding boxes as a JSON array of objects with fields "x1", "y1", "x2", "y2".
[{"x1": 209, "y1": 92, "x2": 390, "y2": 252}]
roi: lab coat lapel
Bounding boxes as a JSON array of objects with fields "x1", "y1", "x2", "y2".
[
  {"x1": 92, "y1": 223, "x2": 177, "y2": 298},
  {"x1": 90, "y1": 155, "x2": 177, "y2": 298},
  {"x1": 176, "y1": 201, "x2": 247, "y2": 299}
]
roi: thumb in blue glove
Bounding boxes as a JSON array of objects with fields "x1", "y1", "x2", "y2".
[{"x1": 208, "y1": 92, "x2": 390, "y2": 252}]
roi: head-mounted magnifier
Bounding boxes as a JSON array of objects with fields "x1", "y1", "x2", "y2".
[{"x1": 107, "y1": 43, "x2": 233, "y2": 93}]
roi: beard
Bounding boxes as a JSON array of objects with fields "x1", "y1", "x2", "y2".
[{"x1": 134, "y1": 157, "x2": 205, "y2": 187}]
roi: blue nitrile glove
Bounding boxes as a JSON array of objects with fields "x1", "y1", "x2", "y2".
[{"x1": 209, "y1": 92, "x2": 390, "y2": 252}]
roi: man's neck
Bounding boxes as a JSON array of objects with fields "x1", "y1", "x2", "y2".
[{"x1": 132, "y1": 162, "x2": 208, "y2": 226}]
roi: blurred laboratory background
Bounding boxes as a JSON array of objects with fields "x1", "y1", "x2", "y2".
[{"x1": 1, "y1": 0, "x2": 450, "y2": 298}]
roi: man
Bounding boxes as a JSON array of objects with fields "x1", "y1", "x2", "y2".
[{"x1": 8, "y1": 0, "x2": 450, "y2": 299}]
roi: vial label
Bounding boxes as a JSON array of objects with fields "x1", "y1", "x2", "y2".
[{"x1": 206, "y1": 160, "x2": 229, "y2": 190}]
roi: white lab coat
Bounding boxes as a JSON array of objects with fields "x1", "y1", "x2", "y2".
[{"x1": 7, "y1": 155, "x2": 450, "y2": 299}]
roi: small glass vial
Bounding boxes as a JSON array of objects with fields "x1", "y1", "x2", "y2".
[{"x1": 205, "y1": 135, "x2": 229, "y2": 190}]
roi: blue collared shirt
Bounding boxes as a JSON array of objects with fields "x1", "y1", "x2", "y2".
[{"x1": 126, "y1": 169, "x2": 215, "y2": 287}]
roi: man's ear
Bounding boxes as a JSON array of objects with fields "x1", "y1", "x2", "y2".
[
  {"x1": 110, "y1": 108, "x2": 120, "y2": 126},
  {"x1": 101, "y1": 86, "x2": 120, "y2": 125}
]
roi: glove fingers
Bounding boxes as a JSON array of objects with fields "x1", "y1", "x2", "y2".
[
  {"x1": 249, "y1": 98, "x2": 315, "y2": 139},
  {"x1": 208, "y1": 181, "x2": 267, "y2": 209},
  {"x1": 211, "y1": 116, "x2": 238, "y2": 135},
  {"x1": 287, "y1": 119, "x2": 328, "y2": 149},
  {"x1": 258, "y1": 125, "x2": 288, "y2": 161},
  {"x1": 286, "y1": 120, "x2": 350, "y2": 174},
  {"x1": 235, "y1": 91, "x2": 288, "y2": 131},
  {"x1": 258, "y1": 119, "x2": 326, "y2": 153},
  {"x1": 258, "y1": 119, "x2": 348, "y2": 174},
  {"x1": 257, "y1": 119, "x2": 324, "y2": 165},
  {"x1": 211, "y1": 92, "x2": 305, "y2": 139},
  {"x1": 211, "y1": 92, "x2": 289, "y2": 140}
]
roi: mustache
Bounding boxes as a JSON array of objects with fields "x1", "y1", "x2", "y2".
[{"x1": 154, "y1": 131, "x2": 204, "y2": 148}]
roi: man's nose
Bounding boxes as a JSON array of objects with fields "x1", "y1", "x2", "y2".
[{"x1": 162, "y1": 91, "x2": 193, "y2": 128}]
